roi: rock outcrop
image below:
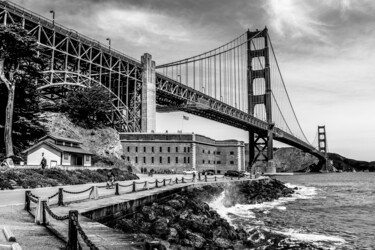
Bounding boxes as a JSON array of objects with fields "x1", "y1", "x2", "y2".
[
  {"x1": 223, "y1": 178, "x2": 295, "y2": 207},
  {"x1": 113, "y1": 181, "x2": 303, "y2": 249},
  {"x1": 114, "y1": 185, "x2": 254, "y2": 249}
]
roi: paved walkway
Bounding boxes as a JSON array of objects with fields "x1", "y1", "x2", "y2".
[{"x1": 0, "y1": 174, "x2": 256, "y2": 249}]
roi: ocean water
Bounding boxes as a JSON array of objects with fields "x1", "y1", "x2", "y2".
[{"x1": 210, "y1": 173, "x2": 375, "y2": 249}]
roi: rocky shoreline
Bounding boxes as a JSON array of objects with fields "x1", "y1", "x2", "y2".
[{"x1": 111, "y1": 179, "x2": 321, "y2": 249}]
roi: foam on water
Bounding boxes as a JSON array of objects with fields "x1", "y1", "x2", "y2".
[
  {"x1": 209, "y1": 192, "x2": 256, "y2": 225},
  {"x1": 274, "y1": 229, "x2": 346, "y2": 244},
  {"x1": 208, "y1": 182, "x2": 346, "y2": 246},
  {"x1": 209, "y1": 183, "x2": 318, "y2": 226}
]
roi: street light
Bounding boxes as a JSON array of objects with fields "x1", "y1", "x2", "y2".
[
  {"x1": 177, "y1": 74, "x2": 181, "y2": 82},
  {"x1": 50, "y1": 10, "x2": 55, "y2": 27},
  {"x1": 106, "y1": 38, "x2": 111, "y2": 52},
  {"x1": 202, "y1": 86, "x2": 205, "y2": 94}
]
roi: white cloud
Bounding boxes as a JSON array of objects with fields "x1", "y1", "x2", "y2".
[
  {"x1": 264, "y1": 0, "x2": 328, "y2": 42},
  {"x1": 96, "y1": 8, "x2": 192, "y2": 46}
]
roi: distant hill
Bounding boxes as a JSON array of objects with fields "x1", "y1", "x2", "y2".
[
  {"x1": 273, "y1": 147, "x2": 374, "y2": 172},
  {"x1": 328, "y1": 153, "x2": 375, "y2": 172}
]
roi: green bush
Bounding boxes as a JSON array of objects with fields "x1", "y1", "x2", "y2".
[{"x1": 0, "y1": 168, "x2": 138, "y2": 190}]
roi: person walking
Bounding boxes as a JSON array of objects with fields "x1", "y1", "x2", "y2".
[{"x1": 40, "y1": 153, "x2": 47, "y2": 170}]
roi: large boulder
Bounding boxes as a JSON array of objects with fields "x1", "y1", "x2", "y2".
[
  {"x1": 150, "y1": 218, "x2": 170, "y2": 239},
  {"x1": 185, "y1": 230, "x2": 206, "y2": 248}
]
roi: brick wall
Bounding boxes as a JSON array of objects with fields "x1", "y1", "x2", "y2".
[{"x1": 120, "y1": 133, "x2": 245, "y2": 174}]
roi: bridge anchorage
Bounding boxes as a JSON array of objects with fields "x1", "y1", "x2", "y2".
[{"x1": 0, "y1": 0, "x2": 326, "y2": 173}]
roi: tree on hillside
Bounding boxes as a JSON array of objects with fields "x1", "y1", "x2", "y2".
[
  {"x1": 59, "y1": 85, "x2": 113, "y2": 129},
  {"x1": 0, "y1": 78, "x2": 47, "y2": 157},
  {"x1": 0, "y1": 24, "x2": 44, "y2": 167}
]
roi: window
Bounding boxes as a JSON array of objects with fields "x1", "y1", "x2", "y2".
[
  {"x1": 230, "y1": 161, "x2": 234, "y2": 164},
  {"x1": 208, "y1": 160, "x2": 211, "y2": 164},
  {"x1": 144, "y1": 147, "x2": 146, "y2": 153},
  {"x1": 213, "y1": 160, "x2": 215, "y2": 164},
  {"x1": 203, "y1": 149, "x2": 205, "y2": 153},
  {"x1": 208, "y1": 150, "x2": 210, "y2": 154},
  {"x1": 135, "y1": 157, "x2": 138, "y2": 164},
  {"x1": 184, "y1": 147, "x2": 186, "y2": 153},
  {"x1": 217, "y1": 170, "x2": 221, "y2": 174},
  {"x1": 184, "y1": 157, "x2": 186, "y2": 163},
  {"x1": 160, "y1": 147, "x2": 162, "y2": 153},
  {"x1": 127, "y1": 156, "x2": 130, "y2": 161},
  {"x1": 187, "y1": 157, "x2": 190, "y2": 164},
  {"x1": 168, "y1": 157, "x2": 170, "y2": 164},
  {"x1": 176, "y1": 147, "x2": 179, "y2": 153},
  {"x1": 203, "y1": 160, "x2": 205, "y2": 164},
  {"x1": 152, "y1": 147, "x2": 154, "y2": 153},
  {"x1": 63, "y1": 153, "x2": 69, "y2": 160},
  {"x1": 135, "y1": 147, "x2": 138, "y2": 153},
  {"x1": 217, "y1": 161, "x2": 221, "y2": 164},
  {"x1": 168, "y1": 147, "x2": 170, "y2": 153},
  {"x1": 151, "y1": 157, "x2": 154, "y2": 164},
  {"x1": 127, "y1": 146, "x2": 130, "y2": 152},
  {"x1": 217, "y1": 151, "x2": 221, "y2": 155},
  {"x1": 160, "y1": 157, "x2": 162, "y2": 164},
  {"x1": 187, "y1": 147, "x2": 190, "y2": 152},
  {"x1": 85, "y1": 155, "x2": 90, "y2": 161},
  {"x1": 230, "y1": 151, "x2": 234, "y2": 155},
  {"x1": 176, "y1": 157, "x2": 179, "y2": 163},
  {"x1": 143, "y1": 157, "x2": 146, "y2": 164}
]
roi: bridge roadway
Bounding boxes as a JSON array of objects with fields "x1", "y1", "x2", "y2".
[
  {"x1": 0, "y1": 174, "x2": 265, "y2": 249},
  {"x1": 156, "y1": 74, "x2": 324, "y2": 160}
]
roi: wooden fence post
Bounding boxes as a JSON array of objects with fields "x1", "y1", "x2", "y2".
[
  {"x1": 67, "y1": 210, "x2": 78, "y2": 250},
  {"x1": 24, "y1": 191, "x2": 30, "y2": 211},
  {"x1": 58, "y1": 188, "x2": 64, "y2": 206}
]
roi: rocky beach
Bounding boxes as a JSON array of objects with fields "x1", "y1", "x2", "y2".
[{"x1": 110, "y1": 179, "x2": 321, "y2": 249}]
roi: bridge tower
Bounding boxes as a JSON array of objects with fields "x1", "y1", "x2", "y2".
[
  {"x1": 247, "y1": 28, "x2": 275, "y2": 173},
  {"x1": 141, "y1": 53, "x2": 156, "y2": 132},
  {"x1": 318, "y1": 126, "x2": 327, "y2": 154}
]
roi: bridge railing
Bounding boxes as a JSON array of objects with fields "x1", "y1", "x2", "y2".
[{"x1": 1, "y1": 0, "x2": 140, "y2": 65}]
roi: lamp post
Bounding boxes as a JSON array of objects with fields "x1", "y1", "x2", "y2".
[
  {"x1": 202, "y1": 86, "x2": 205, "y2": 94},
  {"x1": 106, "y1": 38, "x2": 111, "y2": 52},
  {"x1": 50, "y1": 10, "x2": 55, "y2": 27},
  {"x1": 177, "y1": 74, "x2": 181, "y2": 82}
]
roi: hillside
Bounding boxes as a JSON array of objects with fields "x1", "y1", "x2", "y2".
[
  {"x1": 41, "y1": 112, "x2": 135, "y2": 170},
  {"x1": 328, "y1": 153, "x2": 375, "y2": 172},
  {"x1": 273, "y1": 147, "x2": 318, "y2": 172},
  {"x1": 273, "y1": 147, "x2": 374, "y2": 172}
]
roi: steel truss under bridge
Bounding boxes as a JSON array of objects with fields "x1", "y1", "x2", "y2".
[{"x1": 0, "y1": 0, "x2": 142, "y2": 132}]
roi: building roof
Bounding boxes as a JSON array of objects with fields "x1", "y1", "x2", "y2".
[
  {"x1": 38, "y1": 134, "x2": 82, "y2": 144},
  {"x1": 23, "y1": 141, "x2": 93, "y2": 155}
]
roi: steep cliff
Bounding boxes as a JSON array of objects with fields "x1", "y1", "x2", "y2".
[
  {"x1": 41, "y1": 112, "x2": 130, "y2": 169},
  {"x1": 273, "y1": 147, "x2": 318, "y2": 172},
  {"x1": 273, "y1": 147, "x2": 375, "y2": 172}
]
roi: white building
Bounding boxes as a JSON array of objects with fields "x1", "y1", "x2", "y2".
[{"x1": 23, "y1": 135, "x2": 93, "y2": 168}]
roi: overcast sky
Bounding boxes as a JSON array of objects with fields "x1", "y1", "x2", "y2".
[{"x1": 14, "y1": 0, "x2": 375, "y2": 161}]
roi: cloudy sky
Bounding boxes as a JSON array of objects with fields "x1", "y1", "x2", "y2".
[{"x1": 13, "y1": 0, "x2": 375, "y2": 161}]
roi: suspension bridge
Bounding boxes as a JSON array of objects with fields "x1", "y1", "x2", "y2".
[{"x1": 0, "y1": 1, "x2": 327, "y2": 171}]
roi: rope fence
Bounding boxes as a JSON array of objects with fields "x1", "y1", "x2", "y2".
[{"x1": 24, "y1": 175, "x2": 253, "y2": 250}]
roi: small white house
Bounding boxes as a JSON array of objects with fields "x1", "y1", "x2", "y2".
[{"x1": 23, "y1": 135, "x2": 93, "y2": 168}]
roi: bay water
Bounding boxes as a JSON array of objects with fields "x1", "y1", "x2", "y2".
[{"x1": 210, "y1": 173, "x2": 375, "y2": 249}]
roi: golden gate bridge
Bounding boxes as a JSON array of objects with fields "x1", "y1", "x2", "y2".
[{"x1": 0, "y1": 0, "x2": 328, "y2": 171}]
